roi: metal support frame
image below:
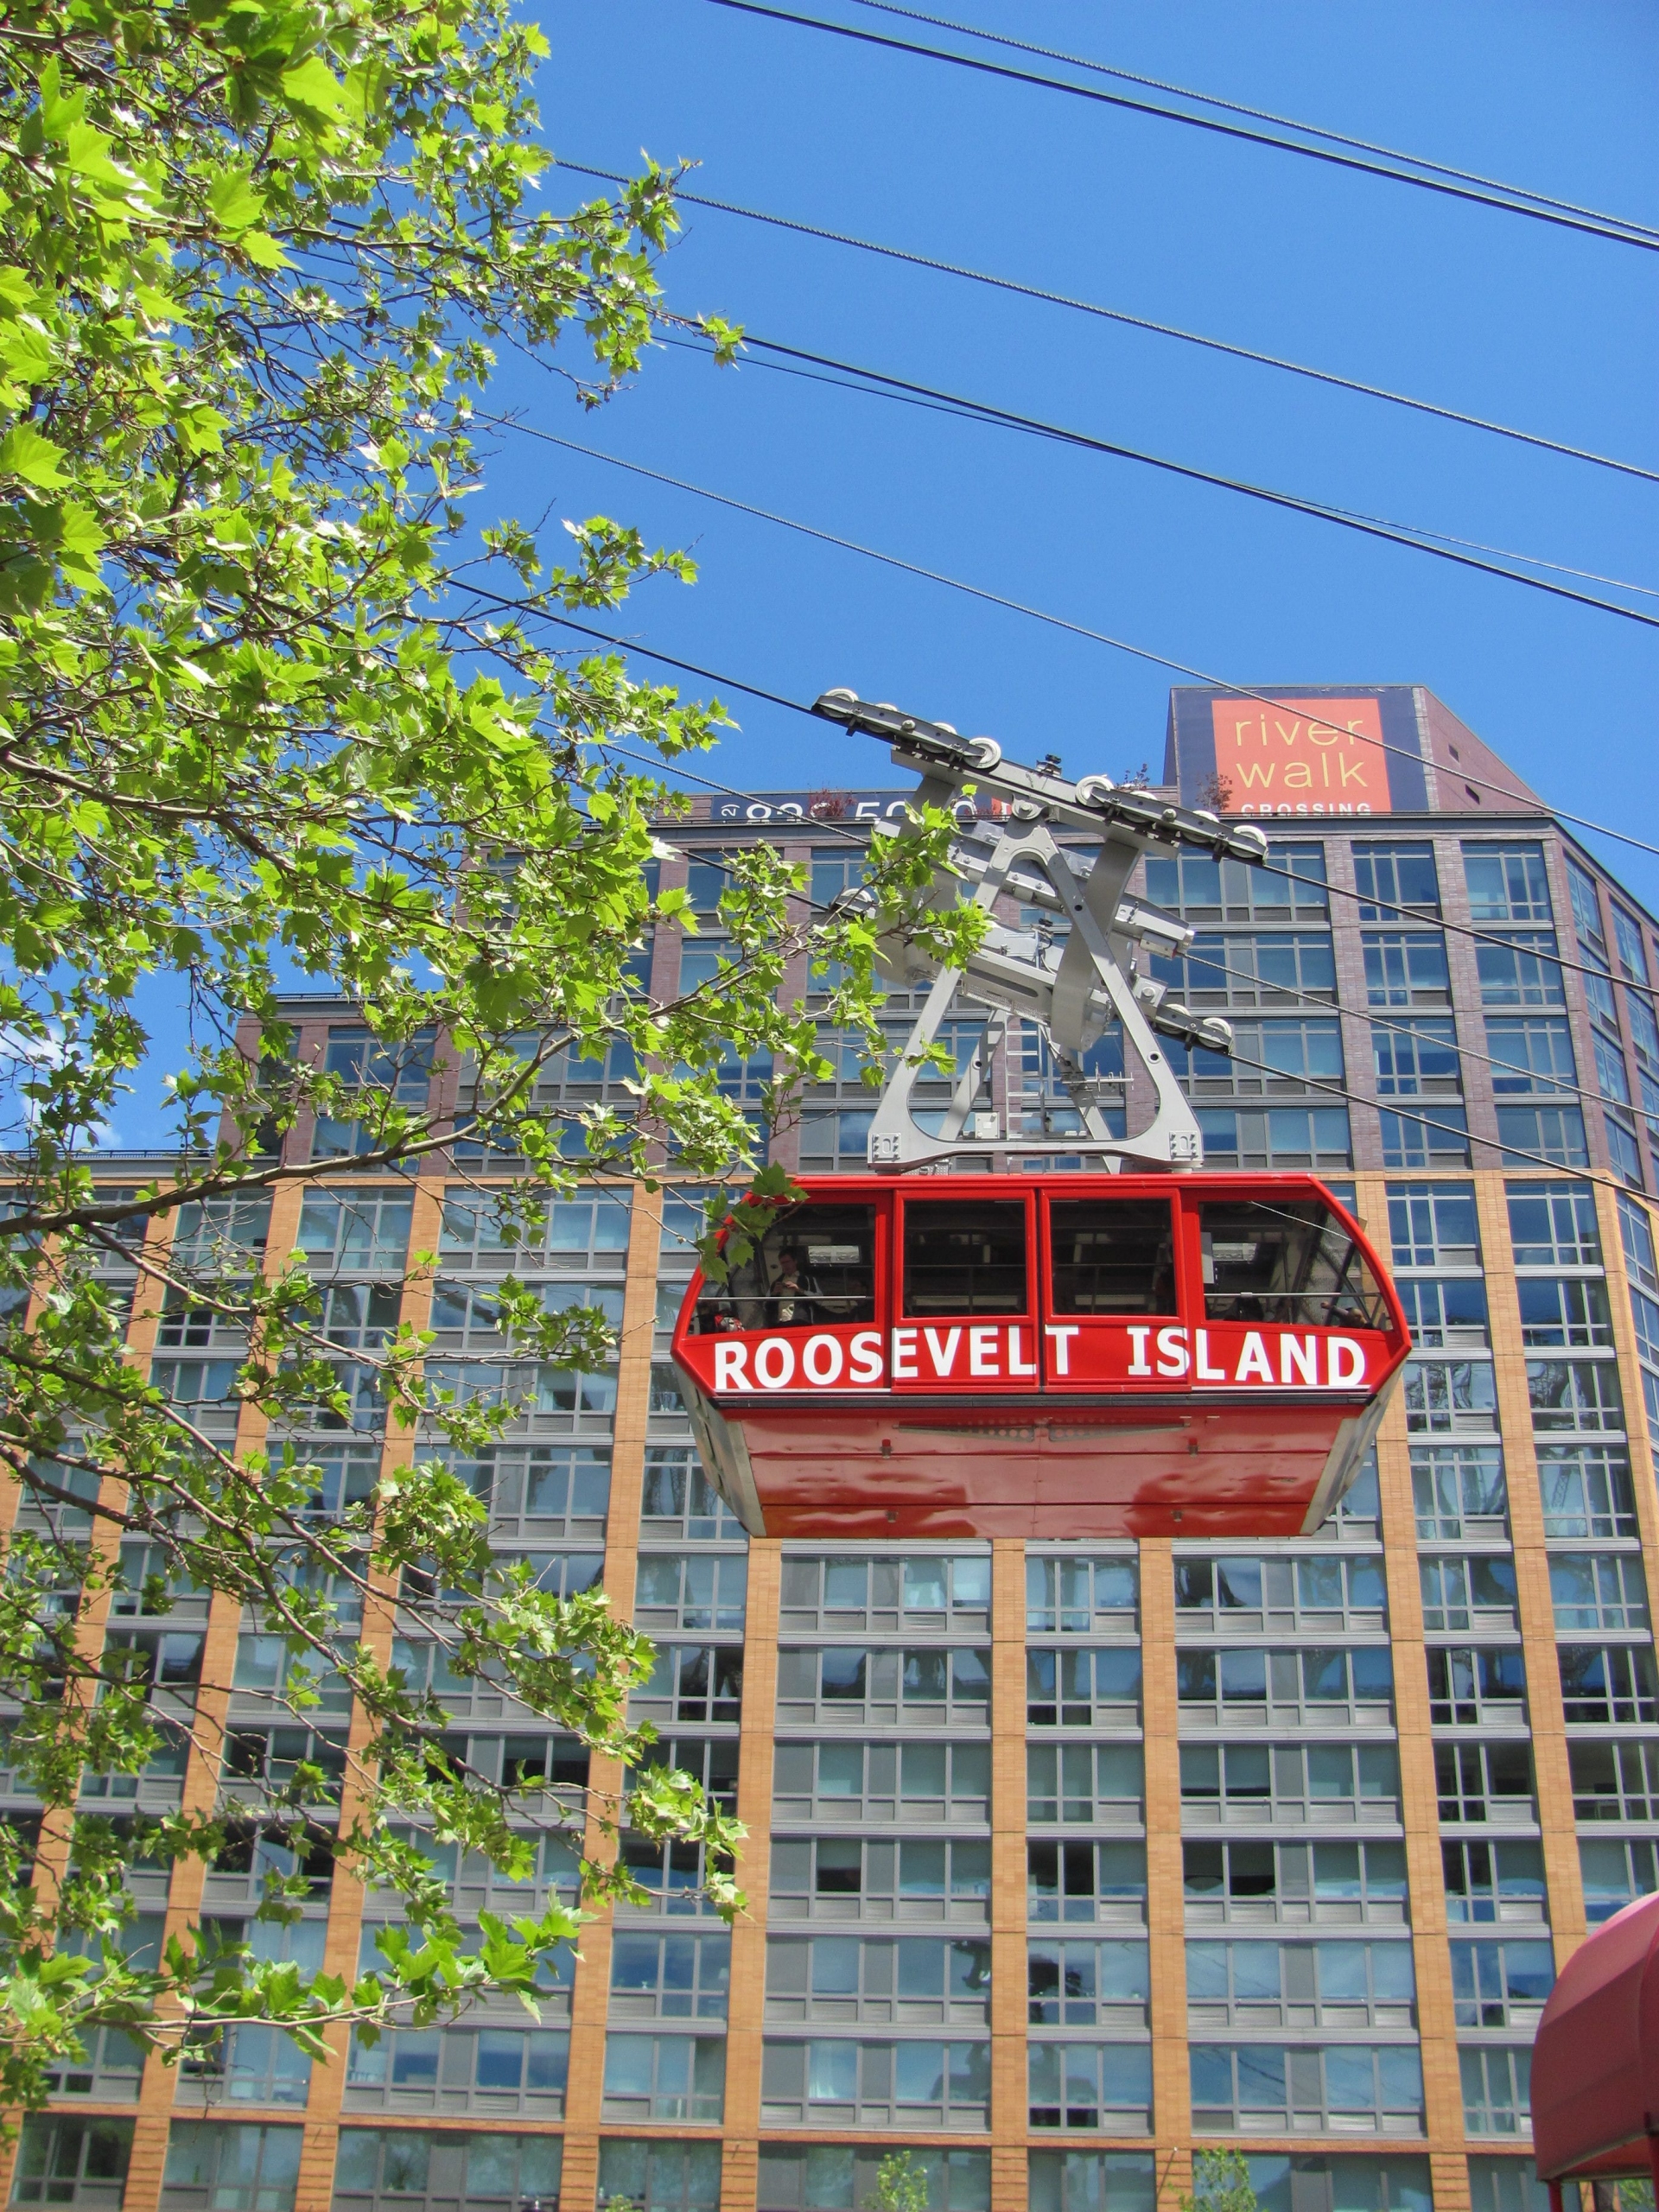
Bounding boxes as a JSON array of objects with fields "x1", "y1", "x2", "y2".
[{"x1": 812, "y1": 688, "x2": 1270, "y2": 1173}]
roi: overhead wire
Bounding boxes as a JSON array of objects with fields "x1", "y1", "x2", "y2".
[
  {"x1": 1218, "y1": 1041, "x2": 1630, "y2": 1202},
  {"x1": 722, "y1": 331, "x2": 1659, "y2": 625},
  {"x1": 524, "y1": 609, "x2": 1658, "y2": 1105},
  {"x1": 474, "y1": 415, "x2": 1659, "y2": 868},
  {"x1": 698, "y1": 0, "x2": 1659, "y2": 255},
  {"x1": 845, "y1": 0, "x2": 1659, "y2": 242},
  {"x1": 555, "y1": 157, "x2": 1659, "y2": 488},
  {"x1": 543, "y1": 622, "x2": 1648, "y2": 1205},
  {"x1": 681, "y1": 330, "x2": 1659, "y2": 597}
]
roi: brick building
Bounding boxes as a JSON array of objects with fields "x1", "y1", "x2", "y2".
[{"x1": 10, "y1": 683, "x2": 1659, "y2": 2212}]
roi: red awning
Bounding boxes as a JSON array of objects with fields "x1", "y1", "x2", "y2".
[{"x1": 1533, "y1": 1891, "x2": 1659, "y2": 2182}]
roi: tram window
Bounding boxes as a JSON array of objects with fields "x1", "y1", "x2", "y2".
[
  {"x1": 902, "y1": 1203, "x2": 1028, "y2": 1318},
  {"x1": 692, "y1": 1205, "x2": 876, "y2": 1333},
  {"x1": 1199, "y1": 1201, "x2": 1389, "y2": 1330},
  {"x1": 1050, "y1": 1202, "x2": 1176, "y2": 1316}
]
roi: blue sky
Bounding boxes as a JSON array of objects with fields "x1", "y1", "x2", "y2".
[
  {"x1": 118, "y1": 0, "x2": 1659, "y2": 1144},
  {"x1": 498, "y1": 0, "x2": 1656, "y2": 873}
]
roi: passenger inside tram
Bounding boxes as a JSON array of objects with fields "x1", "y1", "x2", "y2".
[
  {"x1": 1049, "y1": 1200, "x2": 1177, "y2": 1315},
  {"x1": 1199, "y1": 1199, "x2": 1389, "y2": 1331},
  {"x1": 692, "y1": 1205, "x2": 878, "y2": 1332}
]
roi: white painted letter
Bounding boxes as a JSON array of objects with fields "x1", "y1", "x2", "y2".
[
  {"x1": 969, "y1": 1324, "x2": 1000, "y2": 1376},
  {"x1": 1195, "y1": 1329, "x2": 1226, "y2": 1381},
  {"x1": 713, "y1": 1341, "x2": 748, "y2": 1392},
  {"x1": 849, "y1": 1330, "x2": 884, "y2": 1384},
  {"x1": 891, "y1": 1326, "x2": 918, "y2": 1381},
  {"x1": 1328, "y1": 1337, "x2": 1367, "y2": 1386},
  {"x1": 924, "y1": 1326, "x2": 963, "y2": 1378},
  {"x1": 1156, "y1": 1325, "x2": 1191, "y2": 1378},
  {"x1": 1236, "y1": 1331, "x2": 1273, "y2": 1382},
  {"x1": 1281, "y1": 1333, "x2": 1319, "y2": 1386},
  {"x1": 803, "y1": 1333, "x2": 843, "y2": 1386},
  {"x1": 1127, "y1": 1326, "x2": 1153, "y2": 1376},
  {"x1": 1046, "y1": 1324, "x2": 1079, "y2": 1376},
  {"x1": 753, "y1": 1337, "x2": 796, "y2": 1390},
  {"x1": 1007, "y1": 1325, "x2": 1037, "y2": 1377}
]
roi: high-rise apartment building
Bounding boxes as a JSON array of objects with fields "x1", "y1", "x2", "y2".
[{"x1": 10, "y1": 683, "x2": 1659, "y2": 2212}]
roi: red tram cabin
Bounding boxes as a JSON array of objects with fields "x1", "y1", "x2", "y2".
[{"x1": 671, "y1": 1175, "x2": 1411, "y2": 1541}]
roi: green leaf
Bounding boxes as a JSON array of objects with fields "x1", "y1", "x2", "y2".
[
  {"x1": 239, "y1": 230, "x2": 291, "y2": 270},
  {"x1": 207, "y1": 169, "x2": 268, "y2": 233},
  {"x1": 279, "y1": 55, "x2": 346, "y2": 117},
  {"x1": 0, "y1": 424, "x2": 67, "y2": 488}
]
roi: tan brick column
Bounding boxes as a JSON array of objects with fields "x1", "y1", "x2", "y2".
[
  {"x1": 1140, "y1": 1538, "x2": 1190, "y2": 2191},
  {"x1": 1475, "y1": 1175, "x2": 1588, "y2": 1958},
  {"x1": 1373, "y1": 1373, "x2": 1469, "y2": 2212},
  {"x1": 721, "y1": 1536, "x2": 779, "y2": 2212}
]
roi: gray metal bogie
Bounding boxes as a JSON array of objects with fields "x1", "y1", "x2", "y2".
[{"x1": 811, "y1": 690, "x2": 1260, "y2": 1171}]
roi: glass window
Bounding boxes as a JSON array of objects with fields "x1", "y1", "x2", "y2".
[
  {"x1": 1143, "y1": 844, "x2": 1326, "y2": 920},
  {"x1": 1028, "y1": 2040, "x2": 1153, "y2": 2130},
  {"x1": 1477, "y1": 933, "x2": 1566, "y2": 1007},
  {"x1": 1196, "y1": 1106, "x2": 1352, "y2": 1170},
  {"x1": 1048, "y1": 1201, "x2": 1176, "y2": 1315},
  {"x1": 1497, "y1": 1104, "x2": 1588, "y2": 1168},
  {"x1": 1441, "y1": 1839, "x2": 1547, "y2": 1922},
  {"x1": 1506, "y1": 1182, "x2": 1600, "y2": 1265},
  {"x1": 1379, "y1": 1104, "x2": 1470, "y2": 1170},
  {"x1": 1567, "y1": 857, "x2": 1609, "y2": 963},
  {"x1": 1464, "y1": 844, "x2": 1552, "y2": 924},
  {"x1": 1595, "y1": 1033, "x2": 1633, "y2": 1105},
  {"x1": 1606, "y1": 1112, "x2": 1645, "y2": 1187},
  {"x1": 903, "y1": 1202, "x2": 1027, "y2": 1317},
  {"x1": 1468, "y1": 2157, "x2": 1559, "y2": 2212},
  {"x1": 1389, "y1": 1183, "x2": 1479, "y2": 1268},
  {"x1": 332, "y1": 2132, "x2": 564, "y2": 2212},
  {"x1": 1353, "y1": 842, "x2": 1440, "y2": 918},
  {"x1": 161, "y1": 2123, "x2": 302, "y2": 2212},
  {"x1": 1558, "y1": 1644, "x2": 1659, "y2": 1725},
  {"x1": 1518, "y1": 1277, "x2": 1612, "y2": 1349},
  {"x1": 1618, "y1": 1189, "x2": 1659, "y2": 1291},
  {"x1": 1460, "y1": 2046, "x2": 1533, "y2": 2136},
  {"x1": 1026, "y1": 1556, "x2": 1138, "y2": 1633},
  {"x1": 1629, "y1": 994, "x2": 1659, "y2": 1073},
  {"x1": 1613, "y1": 908, "x2": 1649, "y2": 984},
  {"x1": 1199, "y1": 1201, "x2": 1389, "y2": 1327},
  {"x1": 1539, "y1": 1444, "x2": 1637, "y2": 1538},
  {"x1": 1164, "y1": 931, "x2": 1336, "y2": 1007},
  {"x1": 598, "y1": 2139, "x2": 721, "y2": 2212},
  {"x1": 1028, "y1": 2152, "x2": 1158, "y2": 2212},
  {"x1": 11, "y1": 2117, "x2": 133, "y2": 2210},
  {"x1": 1485, "y1": 1018, "x2": 1577, "y2": 1094},
  {"x1": 1362, "y1": 932, "x2": 1451, "y2": 1006},
  {"x1": 1451, "y1": 1946, "x2": 1557, "y2": 2025},
  {"x1": 1396, "y1": 1277, "x2": 1489, "y2": 1348},
  {"x1": 693, "y1": 1203, "x2": 875, "y2": 1334},
  {"x1": 1372, "y1": 1019, "x2": 1459, "y2": 1096},
  {"x1": 1580, "y1": 1836, "x2": 1659, "y2": 1923},
  {"x1": 763, "y1": 2145, "x2": 992, "y2": 2212}
]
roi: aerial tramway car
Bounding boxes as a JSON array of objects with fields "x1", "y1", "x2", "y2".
[
  {"x1": 670, "y1": 691, "x2": 1412, "y2": 1541},
  {"x1": 672, "y1": 1173, "x2": 1408, "y2": 1540}
]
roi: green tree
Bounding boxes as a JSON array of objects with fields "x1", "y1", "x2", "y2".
[
  {"x1": 1181, "y1": 2150, "x2": 1261, "y2": 2212},
  {"x1": 0, "y1": 0, "x2": 981, "y2": 2112},
  {"x1": 868, "y1": 2149, "x2": 931, "y2": 2212}
]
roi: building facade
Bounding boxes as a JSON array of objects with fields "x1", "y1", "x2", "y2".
[{"x1": 10, "y1": 685, "x2": 1659, "y2": 2212}]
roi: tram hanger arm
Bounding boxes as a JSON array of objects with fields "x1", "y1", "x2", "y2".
[{"x1": 811, "y1": 688, "x2": 1269, "y2": 864}]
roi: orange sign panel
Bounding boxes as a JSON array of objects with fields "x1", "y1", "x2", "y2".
[{"x1": 1211, "y1": 696, "x2": 1393, "y2": 817}]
